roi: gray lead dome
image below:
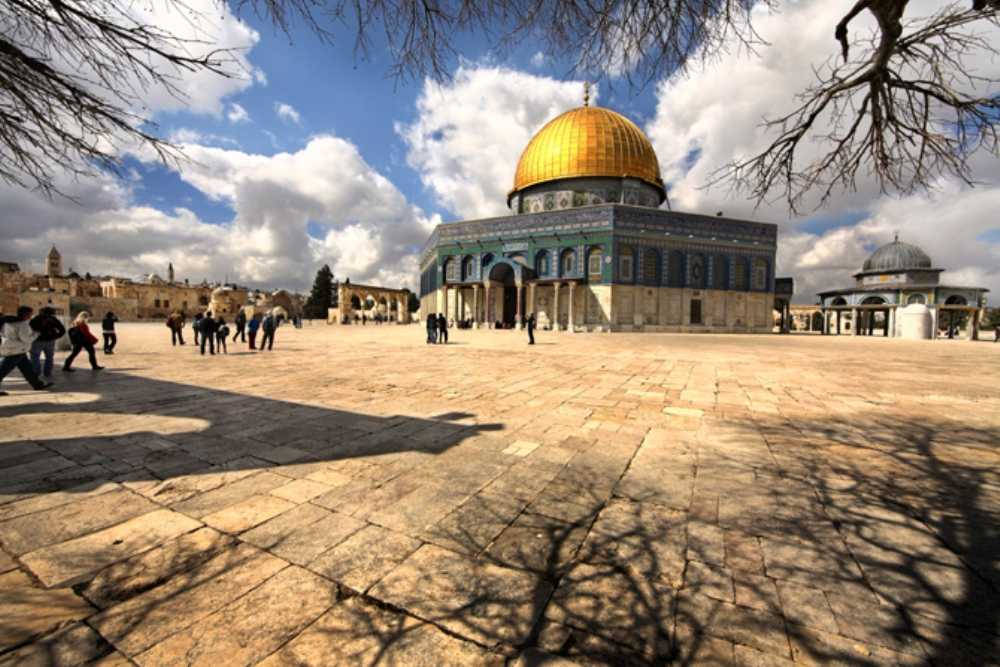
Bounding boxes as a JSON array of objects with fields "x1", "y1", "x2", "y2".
[{"x1": 862, "y1": 239, "x2": 932, "y2": 272}]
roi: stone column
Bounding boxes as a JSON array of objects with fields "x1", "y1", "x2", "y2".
[
  {"x1": 528, "y1": 282, "x2": 537, "y2": 322},
  {"x1": 566, "y1": 283, "x2": 576, "y2": 332},
  {"x1": 552, "y1": 283, "x2": 561, "y2": 331},
  {"x1": 967, "y1": 309, "x2": 978, "y2": 340},
  {"x1": 888, "y1": 306, "x2": 896, "y2": 337},
  {"x1": 515, "y1": 282, "x2": 524, "y2": 329},
  {"x1": 836, "y1": 310, "x2": 842, "y2": 335},
  {"x1": 822, "y1": 310, "x2": 829, "y2": 335},
  {"x1": 482, "y1": 281, "x2": 490, "y2": 327},
  {"x1": 850, "y1": 308, "x2": 858, "y2": 336},
  {"x1": 439, "y1": 285, "x2": 449, "y2": 320},
  {"x1": 472, "y1": 284, "x2": 480, "y2": 328}
]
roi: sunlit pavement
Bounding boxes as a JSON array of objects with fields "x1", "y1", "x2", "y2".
[{"x1": 1, "y1": 322, "x2": 998, "y2": 664}]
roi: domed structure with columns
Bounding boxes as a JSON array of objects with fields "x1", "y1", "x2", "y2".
[
  {"x1": 419, "y1": 90, "x2": 787, "y2": 332},
  {"x1": 817, "y1": 236, "x2": 988, "y2": 339}
]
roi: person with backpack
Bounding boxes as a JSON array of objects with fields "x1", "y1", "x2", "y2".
[
  {"x1": 102, "y1": 311, "x2": 119, "y2": 354},
  {"x1": 29, "y1": 306, "x2": 66, "y2": 378},
  {"x1": 0, "y1": 306, "x2": 53, "y2": 395},
  {"x1": 63, "y1": 311, "x2": 103, "y2": 372},
  {"x1": 232, "y1": 309, "x2": 247, "y2": 342},
  {"x1": 247, "y1": 312, "x2": 261, "y2": 351},
  {"x1": 259, "y1": 312, "x2": 277, "y2": 351},
  {"x1": 167, "y1": 311, "x2": 186, "y2": 345},
  {"x1": 215, "y1": 317, "x2": 229, "y2": 354},
  {"x1": 199, "y1": 312, "x2": 217, "y2": 355}
]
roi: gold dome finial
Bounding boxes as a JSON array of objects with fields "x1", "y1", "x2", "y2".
[{"x1": 583, "y1": 81, "x2": 591, "y2": 107}]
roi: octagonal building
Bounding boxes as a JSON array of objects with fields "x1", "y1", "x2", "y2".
[{"x1": 418, "y1": 99, "x2": 781, "y2": 332}]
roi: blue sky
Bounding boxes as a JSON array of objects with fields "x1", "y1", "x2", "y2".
[{"x1": 2, "y1": 0, "x2": 997, "y2": 302}]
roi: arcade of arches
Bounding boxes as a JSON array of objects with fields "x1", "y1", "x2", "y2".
[{"x1": 328, "y1": 283, "x2": 411, "y2": 324}]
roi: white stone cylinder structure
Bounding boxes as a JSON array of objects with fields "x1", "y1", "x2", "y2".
[{"x1": 899, "y1": 304, "x2": 933, "y2": 340}]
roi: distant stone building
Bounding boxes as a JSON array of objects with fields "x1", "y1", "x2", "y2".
[
  {"x1": 817, "y1": 237, "x2": 989, "y2": 339},
  {"x1": 46, "y1": 246, "x2": 61, "y2": 277}
]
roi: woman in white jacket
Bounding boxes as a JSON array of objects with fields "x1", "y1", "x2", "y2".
[{"x1": 0, "y1": 306, "x2": 52, "y2": 395}]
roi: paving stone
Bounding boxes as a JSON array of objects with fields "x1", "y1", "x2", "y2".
[
  {"x1": 80, "y1": 527, "x2": 236, "y2": 609},
  {"x1": 132, "y1": 566, "x2": 333, "y2": 666},
  {"x1": 169, "y1": 471, "x2": 289, "y2": 519},
  {"x1": 421, "y1": 493, "x2": 524, "y2": 556},
  {"x1": 269, "y1": 478, "x2": 332, "y2": 503},
  {"x1": 674, "y1": 592, "x2": 791, "y2": 659},
  {"x1": 21, "y1": 508, "x2": 202, "y2": 588},
  {"x1": 485, "y1": 511, "x2": 588, "y2": 577},
  {"x1": 91, "y1": 544, "x2": 287, "y2": 656},
  {"x1": 201, "y1": 494, "x2": 296, "y2": 534},
  {"x1": 241, "y1": 503, "x2": 366, "y2": 565},
  {"x1": 369, "y1": 543, "x2": 550, "y2": 647},
  {"x1": 0, "y1": 487, "x2": 157, "y2": 556},
  {"x1": 258, "y1": 597, "x2": 500, "y2": 666},
  {"x1": 0, "y1": 480, "x2": 119, "y2": 522},
  {"x1": 307, "y1": 523, "x2": 421, "y2": 592},
  {"x1": 0, "y1": 570, "x2": 94, "y2": 651},
  {"x1": 0, "y1": 622, "x2": 119, "y2": 667}
]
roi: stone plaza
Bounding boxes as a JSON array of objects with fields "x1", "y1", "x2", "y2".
[{"x1": 1, "y1": 323, "x2": 998, "y2": 665}]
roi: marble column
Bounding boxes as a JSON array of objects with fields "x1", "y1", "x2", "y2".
[
  {"x1": 472, "y1": 284, "x2": 480, "y2": 328},
  {"x1": 528, "y1": 282, "x2": 537, "y2": 321},
  {"x1": 514, "y1": 283, "x2": 523, "y2": 329},
  {"x1": 888, "y1": 306, "x2": 896, "y2": 338},
  {"x1": 567, "y1": 283, "x2": 576, "y2": 332},
  {"x1": 822, "y1": 310, "x2": 829, "y2": 335},
  {"x1": 836, "y1": 310, "x2": 842, "y2": 335},
  {"x1": 482, "y1": 281, "x2": 490, "y2": 328},
  {"x1": 439, "y1": 285, "x2": 449, "y2": 320},
  {"x1": 552, "y1": 283, "x2": 561, "y2": 331},
  {"x1": 850, "y1": 308, "x2": 859, "y2": 335}
]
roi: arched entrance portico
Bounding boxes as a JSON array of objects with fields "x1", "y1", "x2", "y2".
[
  {"x1": 487, "y1": 262, "x2": 519, "y2": 327},
  {"x1": 860, "y1": 296, "x2": 889, "y2": 336}
]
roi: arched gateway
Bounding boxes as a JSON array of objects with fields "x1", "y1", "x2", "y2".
[{"x1": 329, "y1": 283, "x2": 411, "y2": 325}]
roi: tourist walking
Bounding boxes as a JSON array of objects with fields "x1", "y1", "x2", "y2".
[
  {"x1": 233, "y1": 309, "x2": 247, "y2": 342},
  {"x1": 436, "y1": 313, "x2": 448, "y2": 344},
  {"x1": 426, "y1": 314, "x2": 437, "y2": 344},
  {"x1": 0, "y1": 306, "x2": 53, "y2": 394},
  {"x1": 259, "y1": 312, "x2": 276, "y2": 351},
  {"x1": 29, "y1": 307, "x2": 65, "y2": 378},
  {"x1": 526, "y1": 312, "x2": 536, "y2": 345},
  {"x1": 247, "y1": 313, "x2": 260, "y2": 351},
  {"x1": 199, "y1": 312, "x2": 217, "y2": 355},
  {"x1": 215, "y1": 318, "x2": 229, "y2": 354},
  {"x1": 193, "y1": 312, "x2": 203, "y2": 346},
  {"x1": 167, "y1": 311, "x2": 186, "y2": 345},
  {"x1": 102, "y1": 311, "x2": 119, "y2": 354},
  {"x1": 63, "y1": 311, "x2": 103, "y2": 372}
]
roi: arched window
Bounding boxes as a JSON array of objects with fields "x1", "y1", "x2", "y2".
[
  {"x1": 535, "y1": 251, "x2": 549, "y2": 277},
  {"x1": 560, "y1": 249, "x2": 576, "y2": 276},
  {"x1": 732, "y1": 257, "x2": 748, "y2": 290},
  {"x1": 461, "y1": 255, "x2": 475, "y2": 281},
  {"x1": 906, "y1": 293, "x2": 926, "y2": 305},
  {"x1": 667, "y1": 250, "x2": 684, "y2": 287},
  {"x1": 444, "y1": 257, "x2": 459, "y2": 282},
  {"x1": 831, "y1": 296, "x2": 847, "y2": 306},
  {"x1": 688, "y1": 254, "x2": 705, "y2": 288},
  {"x1": 641, "y1": 248, "x2": 660, "y2": 285},
  {"x1": 711, "y1": 255, "x2": 727, "y2": 289},
  {"x1": 618, "y1": 246, "x2": 634, "y2": 282},
  {"x1": 482, "y1": 253, "x2": 494, "y2": 269},
  {"x1": 945, "y1": 295, "x2": 968, "y2": 305},
  {"x1": 587, "y1": 247, "x2": 603, "y2": 281},
  {"x1": 751, "y1": 258, "x2": 768, "y2": 290}
]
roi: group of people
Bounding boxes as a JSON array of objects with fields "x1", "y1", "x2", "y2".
[
  {"x1": 166, "y1": 309, "x2": 280, "y2": 354},
  {"x1": 0, "y1": 307, "x2": 114, "y2": 396},
  {"x1": 425, "y1": 312, "x2": 538, "y2": 344}
]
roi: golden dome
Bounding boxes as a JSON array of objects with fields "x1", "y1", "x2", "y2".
[{"x1": 511, "y1": 105, "x2": 664, "y2": 197}]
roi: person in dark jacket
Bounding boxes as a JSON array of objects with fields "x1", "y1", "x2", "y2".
[
  {"x1": 1, "y1": 306, "x2": 53, "y2": 394},
  {"x1": 199, "y1": 313, "x2": 217, "y2": 355},
  {"x1": 29, "y1": 307, "x2": 66, "y2": 377},
  {"x1": 436, "y1": 313, "x2": 448, "y2": 344},
  {"x1": 247, "y1": 313, "x2": 261, "y2": 351},
  {"x1": 192, "y1": 312, "x2": 203, "y2": 345},
  {"x1": 259, "y1": 312, "x2": 276, "y2": 351},
  {"x1": 215, "y1": 317, "x2": 229, "y2": 354},
  {"x1": 232, "y1": 309, "x2": 247, "y2": 342},
  {"x1": 526, "y1": 312, "x2": 536, "y2": 345},
  {"x1": 425, "y1": 314, "x2": 437, "y2": 344},
  {"x1": 101, "y1": 311, "x2": 119, "y2": 354},
  {"x1": 167, "y1": 312, "x2": 186, "y2": 345}
]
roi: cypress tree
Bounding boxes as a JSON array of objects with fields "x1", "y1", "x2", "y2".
[{"x1": 304, "y1": 264, "x2": 334, "y2": 318}]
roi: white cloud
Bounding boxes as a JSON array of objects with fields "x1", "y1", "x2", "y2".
[
  {"x1": 397, "y1": 66, "x2": 590, "y2": 219},
  {"x1": 275, "y1": 102, "x2": 302, "y2": 124},
  {"x1": 530, "y1": 51, "x2": 546, "y2": 68},
  {"x1": 227, "y1": 103, "x2": 250, "y2": 123},
  {"x1": 1, "y1": 135, "x2": 437, "y2": 292}
]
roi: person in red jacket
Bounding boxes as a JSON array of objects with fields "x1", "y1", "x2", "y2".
[{"x1": 63, "y1": 311, "x2": 104, "y2": 372}]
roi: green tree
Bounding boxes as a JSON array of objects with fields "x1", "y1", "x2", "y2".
[
  {"x1": 407, "y1": 290, "x2": 420, "y2": 313},
  {"x1": 304, "y1": 264, "x2": 334, "y2": 319}
]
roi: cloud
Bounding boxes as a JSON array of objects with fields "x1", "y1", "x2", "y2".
[
  {"x1": 1, "y1": 136, "x2": 437, "y2": 292},
  {"x1": 275, "y1": 102, "x2": 302, "y2": 124},
  {"x1": 397, "y1": 66, "x2": 589, "y2": 219},
  {"x1": 643, "y1": 0, "x2": 1000, "y2": 303},
  {"x1": 530, "y1": 51, "x2": 546, "y2": 68},
  {"x1": 227, "y1": 103, "x2": 250, "y2": 123}
]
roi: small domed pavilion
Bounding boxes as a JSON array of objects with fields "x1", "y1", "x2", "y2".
[
  {"x1": 419, "y1": 90, "x2": 787, "y2": 332},
  {"x1": 817, "y1": 236, "x2": 988, "y2": 339}
]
